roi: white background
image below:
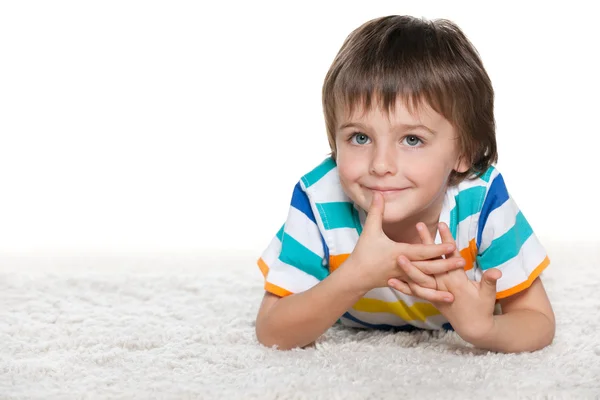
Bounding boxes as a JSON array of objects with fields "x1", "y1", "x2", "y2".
[{"x1": 1, "y1": 1, "x2": 598, "y2": 255}]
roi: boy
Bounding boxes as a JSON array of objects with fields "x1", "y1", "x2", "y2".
[{"x1": 255, "y1": 15, "x2": 555, "y2": 353}]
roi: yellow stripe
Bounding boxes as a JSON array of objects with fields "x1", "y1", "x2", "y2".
[
  {"x1": 352, "y1": 297, "x2": 441, "y2": 322},
  {"x1": 496, "y1": 256, "x2": 550, "y2": 299},
  {"x1": 329, "y1": 253, "x2": 350, "y2": 272}
]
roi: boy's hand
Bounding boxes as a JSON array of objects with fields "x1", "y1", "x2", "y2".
[
  {"x1": 388, "y1": 221, "x2": 465, "y2": 299},
  {"x1": 398, "y1": 221, "x2": 501, "y2": 341},
  {"x1": 344, "y1": 192, "x2": 461, "y2": 299}
]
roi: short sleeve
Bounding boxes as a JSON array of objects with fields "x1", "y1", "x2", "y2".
[
  {"x1": 256, "y1": 182, "x2": 329, "y2": 297},
  {"x1": 475, "y1": 172, "x2": 550, "y2": 299}
]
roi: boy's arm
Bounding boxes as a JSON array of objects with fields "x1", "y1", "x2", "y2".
[
  {"x1": 468, "y1": 277, "x2": 555, "y2": 353},
  {"x1": 255, "y1": 260, "x2": 367, "y2": 350},
  {"x1": 406, "y1": 221, "x2": 554, "y2": 353}
]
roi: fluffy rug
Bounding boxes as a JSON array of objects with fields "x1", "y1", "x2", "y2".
[{"x1": 1, "y1": 242, "x2": 599, "y2": 399}]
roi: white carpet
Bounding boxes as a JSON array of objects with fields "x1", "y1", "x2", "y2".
[{"x1": 1, "y1": 242, "x2": 600, "y2": 399}]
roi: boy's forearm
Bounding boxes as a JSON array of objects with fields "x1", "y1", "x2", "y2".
[
  {"x1": 256, "y1": 262, "x2": 367, "y2": 350},
  {"x1": 467, "y1": 309, "x2": 555, "y2": 353}
]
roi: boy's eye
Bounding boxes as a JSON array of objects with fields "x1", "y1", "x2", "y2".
[
  {"x1": 351, "y1": 133, "x2": 371, "y2": 145},
  {"x1": 403, "y1": 135, "x2": 422, "y2": 147}
]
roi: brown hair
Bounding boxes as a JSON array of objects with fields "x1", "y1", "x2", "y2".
[{"x1": 322, "y1": 15, "x2": 497, "y2": 185}]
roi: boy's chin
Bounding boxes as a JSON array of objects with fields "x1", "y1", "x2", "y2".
[{"x1": 381, "y1": 211, "x2": 413, "y2": 225}]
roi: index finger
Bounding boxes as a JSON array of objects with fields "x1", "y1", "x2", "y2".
[
  {"x1": 416, "y1": 222, "x2": 435, "y2": 245},
  {"x1": 438, "y1": 222, "x2": 461, "y2": 258}
]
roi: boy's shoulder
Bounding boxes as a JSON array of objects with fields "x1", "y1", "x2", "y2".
[
  {"x1": 454, "y1": 165, "x2": 498, "y2": 190},
  {"x1": 299, "y1": 157, "x2": 337, "y2": 190},
  {"x1": 448, "y1": 165, "x2": 503, "y2": 221}
]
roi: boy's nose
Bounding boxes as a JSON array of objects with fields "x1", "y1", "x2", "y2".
[{"x1": 370, "y1": 146, "x2": 398, "y2": 176}]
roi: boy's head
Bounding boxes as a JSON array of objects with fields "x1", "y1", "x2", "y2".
[
  {"x1": 321, "y1": 15, "x2": 498, "y2": 226},
  {"x1": 322, "y1": 15, "x2": 497, "y2": 186}
]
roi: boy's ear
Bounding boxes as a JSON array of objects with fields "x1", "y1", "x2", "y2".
[{"x1": 454, "y1": 155, "x2": 470, "y2": 173}]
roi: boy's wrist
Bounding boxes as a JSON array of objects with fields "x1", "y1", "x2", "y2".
[
  {"x1": 459, "y1": 315, "x2": 499, "y2": 348},
  {"x1": 333, "y1": 256, "x2": 372, "y2": 297}
]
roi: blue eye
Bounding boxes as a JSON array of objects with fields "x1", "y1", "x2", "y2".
[
  {"x1": 403, "y1": 135, "x2": 422, "y2": 147},
  {"x1": 351, "y1": 133, "x2": 371, "y2": 145}
]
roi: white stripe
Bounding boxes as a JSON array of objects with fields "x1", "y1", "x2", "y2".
[
  {"x1": 305, "y1": 167, "x2": 351, "y2": 203},
  {"x1": 488, "y1": 234, "x2": 547, "y2": 293},
  {"x1": 266, "y1": 259, "x2": 321, "y2": 294},
  {"x1": 260, "y1": 235, "x2": 282, "y2": 266},
  {"x1": 479, "y1": 195, "x2": 521, "y2": 253},
  {"x1": 456, "y1": 212, "x2": 478, "y2": 252},
  {"x1": 284, "y1": 206, "x2": 324, "y2": 258},
  {"x1": 338, "y1": 317, "x2": 368, "y2": 329},
  {"x1": 326, "y1": 227, "x2": 359, "y2": 255}
]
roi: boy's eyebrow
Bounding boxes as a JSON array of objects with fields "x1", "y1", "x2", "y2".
[{"x1": 338, "y1": 121, "x2": 437, "y2": 135}]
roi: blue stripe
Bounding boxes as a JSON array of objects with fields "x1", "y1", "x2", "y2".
[
  {"x1": 279, "y1": 233, "x2": 328, "y2": 280},
  {"x1": 291, "y1": 182, "x2": 316, "y2": 223},
  {"x1": 342, "y1": 312, "x2": 454, "y2": 332},
  {"x1": 477, "y1": 211, "x2": 533, "y2": 270},
  {"x1": 441, "y1": 323, "x2": 454, "y2": 331},
  {"x1": 289, "y1": 182, "x2": 329, "y2": 268},
  {"x1": 301, "y1": 158, "x2": 336, "y2": 188},
  {"x1": 477, "y1": 174, "x2": 510, "y2": 249}
]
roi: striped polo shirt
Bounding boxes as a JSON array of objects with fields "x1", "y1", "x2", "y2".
[{"x1": 257, "y1": 157, "x2": 550, "y2": 330}]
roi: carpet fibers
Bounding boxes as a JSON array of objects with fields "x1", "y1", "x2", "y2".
[{"x1": 1, "y1": 242, "x2": 599, "y2": 399}]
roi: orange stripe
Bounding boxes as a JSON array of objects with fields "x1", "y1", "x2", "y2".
[
  {"x1": 496, "y1": 256, "x2": 550, "y2": 299},
  {"x1": 329, "y1": 253, "x2": 350, "y2": 272},
  {"x1": 461, "y1": 238, "x2": 478, "y2": 271},
  {"x1": 264, "y1": 281, "x2": 293, "y2": 297},
  {"x1": 257, "y1": 258, "x2": 294, "y2": 297},
  {"x1": 257, "y1": 258, "x2": 269, "y2": 278}
]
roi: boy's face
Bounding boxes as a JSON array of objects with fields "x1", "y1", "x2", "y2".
[{"x1": 335, "y1": 98, "x2": 468, "y2": 228}]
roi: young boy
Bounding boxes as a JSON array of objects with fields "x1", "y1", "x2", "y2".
[{"x1": 255, "y1": 15, "x2": 555, "y2": 353}]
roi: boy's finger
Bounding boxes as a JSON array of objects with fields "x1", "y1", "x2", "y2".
[
  {"x1": 388, "y1": 278, "x2": 413, "y2": 296},
  {"x1": 416, "y1": 222, "x2": 443, "y2": 261},
  {"x1": 411, "y1": 257, "x2": 466, "y2": 274},
  {"x1": 438, "y1": 222, "x2": 461, "y2": 258},
  {"x1": 363, "y1": 191, "x2": 384, "y2": 234},
  {"x1": 416, "y1": 222, "x2": 435, "y2": 245},
  {"x1": 408, "y1": 284, "x2": 455, "y2": 303},
  {"x1": 397, "y1": 256, "x2": 438, "y2": 289},
  {"x1": 400, "y1": 242, "x2": 456, "y2": 261},
  {"x1": 480, "y1": 268, "x2": 502, "y2": 299}
]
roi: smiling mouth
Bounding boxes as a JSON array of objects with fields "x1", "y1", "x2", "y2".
[
  {"x1": 367, "y1": 187, "x2": 408, "y2": 197},
  {"x1": 366, "y1": 186, "x2": 407, "y2": 192}
]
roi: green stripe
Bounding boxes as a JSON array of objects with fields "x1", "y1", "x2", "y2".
[
  {"x1": 454, "y1": 186, "x2": 487, "y2": 223},
  {"x1": 316, "y1": 202, "x2": 356, "y2": 230},
  {"x1": 276, "y1": 224, "x2": 284, "y2": 241},
  {"x1": 476, "y1": 211, "x2": 533, "y2": 270},
  {"x1": 352, "y1": 206, "x2": 363, "y2": 235},
  {"x1": 279, "y1": 233, "x2": 328, "y2": 280},
  {"x1": 449, "y1": 207, "x2": 458, "y2": 240},
  {"x1": 301, "y1": 158, "x2": 336, "y2": 188},
  {"x1": 479, "y1": 166, "x2": 495, "y2": 183}
]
